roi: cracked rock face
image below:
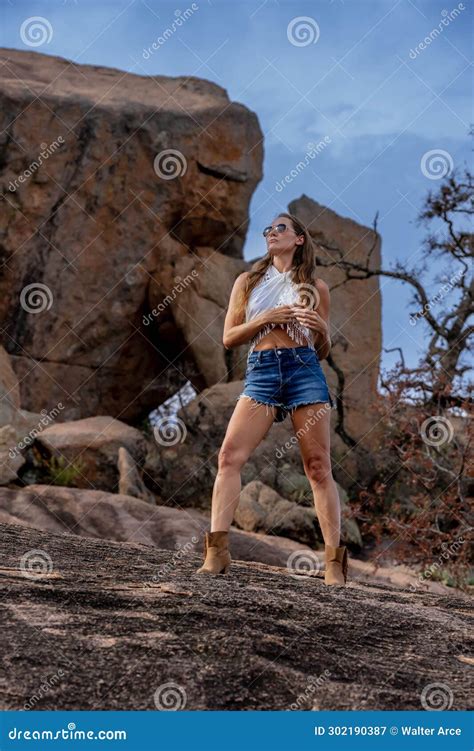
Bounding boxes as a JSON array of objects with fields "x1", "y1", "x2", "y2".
[
  {"x1": 0, "y1": 49, "x2": 383, "y2": 451},
  {"x1": 0, "y1": 49, "x2": 262, "y2": 421},
  {"x1": 289, "y1": 194, "x2": 384, "y2": 451},
  {"x1": 0, "y1": 521, "x2": 472, "y2": 710}
]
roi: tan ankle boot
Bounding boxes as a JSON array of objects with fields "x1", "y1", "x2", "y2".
[
  {"x1": 195, "y1": 531, "x2": 231, "y2": 575},
  {"x1": 324, "y1": 544, "x2": 348, "y2": 586}
]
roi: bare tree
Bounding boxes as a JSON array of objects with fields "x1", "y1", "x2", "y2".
[
  {"x1": 317, "y1": 164, "x2": 473, "y2": 413},
  {"x1": 308, "y1": 161, "x2": 473, "y2": 585}
]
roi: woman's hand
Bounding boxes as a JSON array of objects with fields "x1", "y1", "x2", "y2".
[
  {"x1": 259, "y1": 305, "x2": 297, "y2": 327},
  {"x1": 290, "y1": 305, "x2": 328, "y2": 339}
]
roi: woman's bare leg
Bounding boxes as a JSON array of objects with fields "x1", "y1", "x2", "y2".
[
  {"x1": 290, "y1": 403, "x2": 340, "y2": 547},
  {"x1": 211, "y1": 396, "x2": 276, "y2": 531}
]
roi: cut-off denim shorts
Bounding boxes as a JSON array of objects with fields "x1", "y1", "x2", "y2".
[{"x1": 236, "y1": 345, "x2": 336, "y2": 423}]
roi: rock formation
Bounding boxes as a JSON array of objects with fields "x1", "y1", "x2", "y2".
[
  {"x1": 34, "y1": 415, "x2": 148, "y2": 491},
  {"x1": 289, "y1": 195, "x2": 383, "y2": 449},
  {"x1": 0, "y1": 49, "x2": 384, "y2": 449},
  {"x1": 118, "y1": 446, "x2": 156, "y2": 504},
  {"x1": 1, "y1": 521, "x2": 471, "y2": 710},
  {"x1": 0, "y1": 485, "x2": 458, "y2": 591},
  {"x1": 0, "y1": 48, "x2": 261, "y2": 421}
]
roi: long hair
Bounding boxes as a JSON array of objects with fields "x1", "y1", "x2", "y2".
[{"x1": 234, "y1": 211, "x2": 319, "y2": 320}]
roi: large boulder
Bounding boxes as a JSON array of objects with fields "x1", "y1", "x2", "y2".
[
  {"x1": 0, "y1": 48, "x2": 262, "y2": 421},
  {"x1": 0, "y1": 486, "x2": 453, "y2": 593},
  {"x1": 117, "y1": 446, "x2": 157, "y2": 504},
  {"x1": 146, "y1": 381, "x2": 367, "y2": 540},
  {"x1": 0, "y1": 484, "x2": 322, "y2": 569},
  {"x1": 289, "y1": 195, "x2": 384, "y2": 451},
  {"x1": 236, "y1": 480, "x2": 362, "y2": 548},
  {"x1": 0, "y1": 521, "x2": 470, "y2": 710},
  {"x1": 0, "y1": 345, "x2": 47, "y2": 484},
  {"x1": 235, "y1": 480, "x2": 319, "y2": 546},
  {"x1": 34, "y1": 416, "x2": 149, "y2": 491}
]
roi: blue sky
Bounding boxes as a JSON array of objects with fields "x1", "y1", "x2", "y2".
[{"x1": 1, "y1": 0, "x2": 472, "y2": 372}]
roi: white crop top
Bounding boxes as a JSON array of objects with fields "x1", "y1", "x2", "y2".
[{"x1": 245, "y1": 263, "x2": 316, "y2": 354}]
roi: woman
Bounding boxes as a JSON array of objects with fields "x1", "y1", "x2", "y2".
[{"x1": 195, "y1": 212, "x2": 347, "y2": 586}]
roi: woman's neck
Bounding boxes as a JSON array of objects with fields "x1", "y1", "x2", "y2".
[{"x1": 271, "y1": 257, "x2": 293, "y2": 274}]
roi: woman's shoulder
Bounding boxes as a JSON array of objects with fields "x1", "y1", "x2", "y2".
[
  {"x1": 313, "y1": 276, "x2": 330, "y2": 296},
  {"x1": 233, "y1": 271, "x2": 250, "y2": 289}
]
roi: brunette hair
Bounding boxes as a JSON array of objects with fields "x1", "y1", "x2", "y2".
[{"x1": 234, "y1": 212, "x2": 319, "y2": 320}]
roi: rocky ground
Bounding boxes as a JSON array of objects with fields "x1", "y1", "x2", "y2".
[{"x1": 1, "y1": 521, "x2": 472, "y2": 711}]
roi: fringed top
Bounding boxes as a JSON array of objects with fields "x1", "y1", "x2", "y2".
[{"x1": 245, "y1": 263, "x2": 316, "y2": 354}]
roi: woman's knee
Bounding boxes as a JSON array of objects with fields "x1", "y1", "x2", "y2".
[
  {"x1": 218, "y1": 444, "x2": 246, "y2": 472},
  {"x1": 304, "y1": 453, "x2": 332, "y2": 484}
]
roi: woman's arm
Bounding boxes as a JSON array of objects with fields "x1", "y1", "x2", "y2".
[
  {"x1": 312, "y1": 279, "x2": 331, "y2": 360},
  {"x1": 222, "y1": 273, "x2": 267, "y2": 349}
]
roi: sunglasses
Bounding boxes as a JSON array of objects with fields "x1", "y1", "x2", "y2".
[{"x1": 262, "y1": 222, "x2": 289, "y2": 238}]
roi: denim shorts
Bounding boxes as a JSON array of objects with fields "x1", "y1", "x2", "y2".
[{"x1": 236, "y1": 345, "x2": 336, "y2": 423}]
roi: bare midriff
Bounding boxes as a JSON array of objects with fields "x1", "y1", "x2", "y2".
[{"x1": 253, "y1": 324, "x2": 310, "y2": 351}]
